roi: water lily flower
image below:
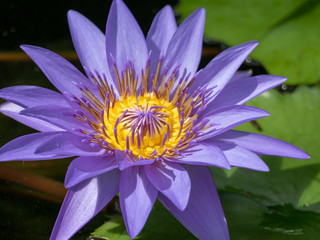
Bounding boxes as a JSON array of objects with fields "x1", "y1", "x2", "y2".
[{"x1": 0, "y1": 0, "x2": 309, "y2": 239}]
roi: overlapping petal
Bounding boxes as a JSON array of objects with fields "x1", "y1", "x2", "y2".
[
  {"x1": 106, "y1": 0, "x2": 148, "y2": 82},
  {"x1": 20, "y1": 105, "x2": 91, "y2": 132},
  {"x1": 115, "y1": 150, "x2": 155, "y2": 170},
  {"x1": 120, "y1": 166, "x2": 158, "y2": 238},
  {"x1": 147, "y1": 5, "x2": 176, "y2": 57},
  {"x1": 68, "y1": 10, "x2": 113, "y2": 87},
  {"x1": 169, "y1": 141, "x2": 230, "y2": 169},
  {"x1": 64, "y1": 155, "x2": 118, "y2": 188},
  {"x1": 207, "y1": 75, "x2": 287, "y2": 110},
  {"x1": 229, "y1": 70, "x2": 252, "y2": 83},
  {"x1": 189, "y1": 41, "x2": 259, "y2": 102},
  {"x1": 0, "y1": 132, "x2": 67, "y2": 161},
  {"x1": 214, "y1": 130, "x2": 310, "y2": 159},
  {"x1": 213, "y1": 141, "x2": 269, "y2": 171},
  {"x1": 162, "y1": 8, "x2": 205, "y2": 84},
  {"x1": 159, "y1": 165, "x2": 229, "y2": 240},
  {"x1": 0, "y1": 85, "x2": 69, "y2": 108},
  {"x1": 20, "y1": 45, "x2": 97, "y2": 100},
  {"x1": 50, "y1": 170, "x2": 120, "y2": 240},
  {"x1": 199, "y1": 105, "x2": 270, "y2": 140},
  {"x1": 144, "y1": 161, "x2": 191, "y2": 210},
  {"x1": 35, "y1": 132, "x2": 106, "y2": 156},
  {"x1": 146, "y1": 5, "x2": 177, "y2": 87},
  {"x1": 0, "y1": 102, "x2": 63, "y2": 132}
]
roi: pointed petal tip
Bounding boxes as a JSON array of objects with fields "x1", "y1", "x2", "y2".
[
  {"x1": 256, "y1": 107, "x2": 270, "y2": 117},
  {"x1": 176, "y1": 200, "x2": 188, "y2": 211},
  {"x1": 294, "y1": 150, "x2": 310, "y2": 159},
  {"x1": 264, "y1": 74, "x2": 287, "y2": 84},
  {"x1": 225, "y1": 164, "x2": 232, "y2": 170},
  {"x1": 67, "y1": 9, "x2": 81, "y2": 21},
  {"x1": 195, "y1": 7, "x2": 206, "y2": 16},
  {"x1": 304, "y1": 154, "x2": 311, "y2": 159},
  {"x1": 128, "y1": 230, "x2": 139, "y2": 239},
  {"x1": 67, "y1": 9, "x2": 77, "y2": 16},
  {"x1": 255, "y1": 164, "x2": 269, "y2": 172},
  {"x1": 20, "y1": 45, "x2": 42, "y2": 54},
  {"x1": 20, "y1": 45, "x2": 36, "y2": 57},
  {"x1": 247, "y1": 40, "x2": 259, "y2": 47},
  {"x1": 20, "y1": 44, "x2": 30, "y2": 51},
  {"x1": 238, "y1": 40, "x2": 259, "y2": 53},
  {"x1": 278, "y1": 75, "x2": 287, "y2": 82},
  {"x1": 189, "y1": 8, "x2": 205, "y2": 23},
  {"x1": 162, "y1": 4, "x2": 174, "y2": 12},
  {"x1": 243, "y1": 106, "x2": 270, "y2": 118}
]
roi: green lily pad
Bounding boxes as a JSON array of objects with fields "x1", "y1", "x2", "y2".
[
  {"x1": 253, "y1": 2, "x2": 320, "y2": 85},
  {"x1": 177, "y1": 0, "x2": 320, "y2": 84},
  {"x1": 177, "y1": 0, "x2": 305, "y2": 43},
  {"x1": 212, "y1": 86, "x2": 320, "y2": 211},
  {"x1": 220, "y1": 192, "x2": 320, "y2": 240}
]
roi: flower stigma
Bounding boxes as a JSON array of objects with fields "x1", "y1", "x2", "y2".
[{"x1": 72, "y1": 59, "x2": 213, "y2": 160}]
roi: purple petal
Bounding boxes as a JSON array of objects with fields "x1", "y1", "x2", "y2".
[
  {"x1": 67, "y1": 10, "x2": 115, "y2": 90},
  {"x1": 119, "y1": 166, "x2": 158, "y2": 238},
  {"x1": 162, "y1": 8, "x2": 205, "y2": 83},
  {"x1": 229, "y1": 70, "x2": 252, "y2": 83},
  {"x1": 207, "y1": 75, "x2": 287, "y2": 110},
  {"x1": 20, "y1": 45, "x2": 97, "y2": 99},
  {"x1": 105, "y1": 0, "x2": 148, "y2": 79},
  {"x1": 0, "y1": 102, "x2": 63, "y2": 132},
  {"x1": 199, "y1": 105, "x2": 270, "y2": 140},
  {"x1": 146, "y1": 5, "x2": 177, "y2": 87},
  {"x1": 0, "y1": 132, "x2": 67, "y2": 161},
  {"x1": 0, "y1": 85, "x2": 68, "y2": 108},
  {"x1": 20, "y1": 105, "x2": 91, "y2": 132},
  {"x1": 65, "y1": 155, "x2": 118, "y2": 188},
  {"x1": 190, "y1": 41, "x2": 259, "y2": 102},
  {"x1": 213, "y1": 130, "x2": 310, "y2": 159},
  {"x1": 213, "y1": 141, "x2": 269, "y2": 171},
  {"x1": 147, "y1": 5, "x2": 177, "y2": 58},
  {"x1": 169, "y1": 142, "x2": 230, "y2": 169},
  {"x1": 50, "y1": 169, "x2": 120, "y2": 240},
  {"x1": 159, "y1": 165, "x2": 229, "y2": 240},
  {"x1": 35, "y1": 132, "x2": 106, "y2": 157},
  {"x1": 115, "y1": 150, "x2": 155, "y2": 171},
  {"x1": 144, "y1": 161, "x2": 191, "y2": 211}
]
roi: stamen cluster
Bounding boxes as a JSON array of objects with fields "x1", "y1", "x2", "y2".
[{"x1": 70, "y1": 59, "x2": 213, "y2": 160}]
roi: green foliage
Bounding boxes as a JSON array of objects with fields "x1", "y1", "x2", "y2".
[
  {"x1": 221, "y1": 192, "x2": 320, "y2": 240},
  {"x1": 177, "y1": 0, "x2": 320, "y2": 84}
]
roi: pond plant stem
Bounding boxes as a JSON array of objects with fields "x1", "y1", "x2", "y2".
[{"x1": 0, "y1": 164, "x2": 66, "y2": 202}]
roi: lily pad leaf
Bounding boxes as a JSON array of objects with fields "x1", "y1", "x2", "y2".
[
  {"x1": 220, "y1": 191, "x2": 320, "y2": 240},
  {"x1": 177, "y1": 0, "x2": 320, "y2": 84}
]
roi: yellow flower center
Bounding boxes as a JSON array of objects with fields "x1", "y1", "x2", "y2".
[
  {"x1": 102, "y1": 93, "x2": 189, "y2": 159},
  {"x1": 72, "y1": 60, "x2": 210, "y2": 160}
]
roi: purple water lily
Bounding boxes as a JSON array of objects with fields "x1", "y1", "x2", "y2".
[{"x1": 0, "y1": 0, "x2": 309, "y2": 239}]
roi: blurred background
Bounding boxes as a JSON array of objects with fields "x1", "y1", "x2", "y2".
[{"x1": 1, "y1": 0, "x2": 319, "y2": 239}]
